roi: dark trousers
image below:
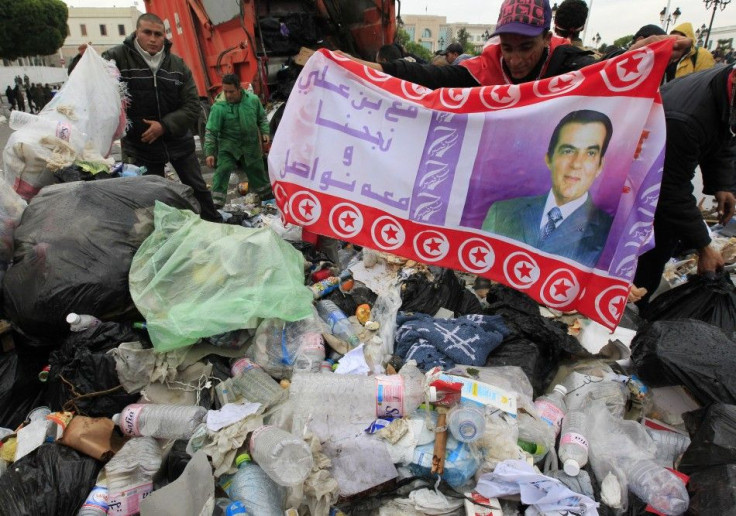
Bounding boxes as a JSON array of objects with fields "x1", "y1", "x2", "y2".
[
  {"x1": 634, "y1": 220, "x2": 680, "y2": 309},
  {"x1": 134, "y1": 152, "x2": 222, "y2": 222}
]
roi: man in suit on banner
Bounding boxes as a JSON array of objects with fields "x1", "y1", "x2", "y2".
[{"x1": 482, "y1": 109, "x2": 613, "y2": 267}]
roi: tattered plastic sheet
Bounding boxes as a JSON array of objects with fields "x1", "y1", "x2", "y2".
[{"x1": 129, "y1": 203, "x2": 314, "y2": 351}]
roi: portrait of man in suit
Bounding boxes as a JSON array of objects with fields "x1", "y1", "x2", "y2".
[{"x1": 481, "y1": 109, "x2": 613, "y2": 267}]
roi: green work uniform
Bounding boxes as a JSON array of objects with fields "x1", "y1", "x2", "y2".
[{"x1": 204, "y1": 89, "x2": 270, "y2": 206}]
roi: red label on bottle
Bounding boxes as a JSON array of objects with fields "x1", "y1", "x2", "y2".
[
  {"x1": 561, "y1": 432, "x2": 589, "y2": 451},
  {"x1": 119, "y1": 404, "x2": 145, "y2": 436},
  {"x1": 375, "y1": 375, "x2": 405, "y2": 418},
  {"x1": 534, "y1": 400, "x2": 565, "y2": 433}
]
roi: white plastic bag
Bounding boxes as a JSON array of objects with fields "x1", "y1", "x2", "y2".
[{"x1": 2, "y1": 46, "x2": 126, "y2": 200}]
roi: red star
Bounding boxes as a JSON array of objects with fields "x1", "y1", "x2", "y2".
[
  {"x1": 471, "y1": 247, "x2": 488, "y2": 265},
  {"x1": 301, "y1": 201, "x2": 314, "y2": 216},
  {"x1": 341, "y1": 212, "x2": 356, "y2": 229},
  {"x1": 552, "y1": 76, "x2": 572, "y2": 89},
  {"x1": 516, "y1": 262, "x2": 533, "y2": 279},
  {"x1": 619, "y1": 55, "x2": 643, "y2": 77},
  {"x1": 610, "y1": 296, "x2": 626, "y2": 318},
  {"x1": 384, "y1": 225, "x2": 399, "y2": 241},
  {"x1": 494, "y1": 85, "x2": 511, "y2": 101},
  {"x1": 425, "y1": 238, "x2": 442, "y2": 254},
  {"x1": 553, "y1": 279, "x2": 572, "y2": 297}
]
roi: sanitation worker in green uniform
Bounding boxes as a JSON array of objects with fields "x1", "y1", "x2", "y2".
[{"x1": 204, "y1": 73, "x2": 271, "y2": 207}]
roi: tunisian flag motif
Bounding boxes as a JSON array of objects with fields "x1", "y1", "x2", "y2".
[{"x1": 269, "y1": 41, "x2": 673, "y2": 329}]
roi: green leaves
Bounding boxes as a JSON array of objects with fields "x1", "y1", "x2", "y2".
[{"x1": 0, "y1": 0, "x2": 68, "y2": 60}]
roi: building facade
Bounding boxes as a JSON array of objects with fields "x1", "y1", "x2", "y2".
[{"x1": 400, "y1": 14, "x2": 495, "y2": 54}]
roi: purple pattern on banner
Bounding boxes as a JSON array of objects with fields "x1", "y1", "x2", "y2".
[
  {"x1": 607, "y1": 147, "x2": 664, "y2": 281},
  {"x1": 409, "y1": 112, "x2": 467, "y2": 224}
]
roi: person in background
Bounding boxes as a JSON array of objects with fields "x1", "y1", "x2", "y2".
[
  {"x1": 67, "y1": 43, "x2": 91, "y2": 75},
  {"x1": 204, "y1": 74, "x2": 271, "y2": 208},
  {"x1": 443, "y1": 42, "x2": 472, "y2": 65},
  {"x1": 666, "y1": 22, "x2": 715, "y2": 81},
  {"x1": 5, "y1": 85, "x2": 15, "y2": 111},
  {"x1": 103, "y1": 13, "x2": 221, "y2": 222},
  {"x1": 13, "y1": 84, "x2": 25, "y2": 112},
  {"x1": 376, "y1": 44, "x2": 403, "y2": 64},
  {"x1": 553, "y1": 0, "x2": 588, "y2": 48}
]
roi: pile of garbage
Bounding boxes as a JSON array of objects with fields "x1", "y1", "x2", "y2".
[{"x1": 2, "y1": 44, "x2": 736, "y2": 516}]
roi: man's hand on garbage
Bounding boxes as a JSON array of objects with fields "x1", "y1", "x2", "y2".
[
  {"x1": 714, "y1": 190, "x2": 736, "y2": 225},
  {"x1": 697, "y1": 244, "x2": 725, "y2": 275},
  {"x1": 628, "y1": 285, "x2": 648, "y2": 303},
  {"x1": 206, "y1": 156, "x2": 216, "y2": 168},
  {"x1": 141, "y1": 119, "x2": 165, "y2": 144}
]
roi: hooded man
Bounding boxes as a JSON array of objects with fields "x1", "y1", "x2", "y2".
[{"x1": 667, "y1": 22, "x2": 715, "y2": 81}]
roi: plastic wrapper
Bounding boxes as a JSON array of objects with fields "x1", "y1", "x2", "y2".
[
  {"x1": 129, "y1": 203, "x2": 314, "y2": 352},
  {"x1": 399, "y1": 267, "x2": 482, "y2": 316},
  {"x1": 2, "y1": 46, "x2": 126, "y2": 200},
  {"x1": 2, "y1": 176, "x2": 198, "y2": 343},
  {"x1": 642, "y1": 271, "x2": 736, "y2": 338},
  {"x1": 370, "y1": 280, "x2": 403, "y2": 358},
  {"x1": 630, "y1": 320, "x2": 736, "y2": 405},
  {"x1": 0, "y1": 443, "x2": 101, "y2": 516},
  {"x1": 679, "y1": 403, "x2": 736, "y2": 474}
]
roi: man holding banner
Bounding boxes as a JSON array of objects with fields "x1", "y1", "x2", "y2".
[{"x1": 481, "y1": 110, "x2": 613, "y2": 267}]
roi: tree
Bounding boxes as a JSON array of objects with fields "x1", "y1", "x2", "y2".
[
  {"x1": 613, "y1": 34, "x2": 634, "y2": 49},
  {"x1": 0, "y1": 0, "x2": 68, "y2": 61},
  {"x1": 396, "y1": 28, "x2": 433, "y2": 63},
  {"x1": 456, "y1": 28, "x2": 475, "y2": 54}
]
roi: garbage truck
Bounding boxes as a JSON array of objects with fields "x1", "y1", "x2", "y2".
[{"x1": 145, "y1": 0, "x2": 399, "y2": 135}]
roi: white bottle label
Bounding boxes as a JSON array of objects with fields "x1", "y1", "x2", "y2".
[
  {"x1": 82, "y1": 485, "x2": 108, "y2": 512},
  {"x1": 534, "y1": 400, "x2": 565, "y2": 433},
  {"x1": 375, "y1": 375, "x2": 405, "y2": 418},
  {"x1": 561, "y1": 432, "x2": 589, "y2": 451},
  {"x1": 119, "y1": 404, "x2": 145, "y2": 437},
  {"x1": 108, "y1": 482, "x2": 152, "y2": 515}
]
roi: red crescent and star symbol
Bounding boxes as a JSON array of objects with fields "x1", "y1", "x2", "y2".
[{"x1": 503, "y1": 252, "x2": 541, "y2": 290}]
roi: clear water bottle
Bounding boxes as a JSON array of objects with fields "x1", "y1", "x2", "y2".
[
  {"x1": 290, "y1": 314, "x2": 326, "y2": 374},
  {"x1": 105, "y1": 437, "x2": 162, "y2": 516},
  {"x1": 228, "y1": 358, "x2": 287, "y2": 408},
  {"x1": 315, "y1": 300, "x2": 360, "y2": 348},
  {"x1": 397, "y1": 361, "x2": 428, "y2": 417},
  {"x1": 622, "y1": 458, "x2": 689, "y2": 515},
  {"x1": 112, "y1": 403, "x2": 206, "y2": 440},
  {"x1": 248, "y1": 425, "x2": 314, "y2": 486},
  {"x1": 77, "y1": 472, "x2": 108, "y2": 515},
  {"x1": 66, "y1": 313, "x2": 102, "y2": 332},
  {"x1": 534, "y1": 384, "x2": 567, "y2": 436},
  {"x1": 645, "y1": 428, "x2": 691, "y2": 467},
  {"x1": 447, "y1": 404, "x2": 486, "y2": 443},
  {"x1": 219, "y1": 452, "x2": 285, "y2": 516},
  {"x1": 558, "y1": 409, "x2": 589, "y2": 476}
]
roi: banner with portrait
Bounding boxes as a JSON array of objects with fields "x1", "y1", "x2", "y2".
[{"x1": 268, "y1": 41, "x2": 672, "y2": 329}]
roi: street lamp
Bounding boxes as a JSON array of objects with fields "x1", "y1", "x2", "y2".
[
  {"x1": 438, "y1": 36, "x2": 445, "y2": 51},
  {"x1": 552, "y1": 2, "x2": 559, "y2": 19},
  {"x1": 659, "y1": 5, "x2": 682, "y2": 32},
  {"x1": 593, "y1": 32, "x2": 601, "y2": 47},
  {"x1": 483, "y1": 29, "x2": 491, "y2": 40},
  {"x1": 703, "y1": 0, "x2": 731, "y2": 49},
  {"x1": 695, "y1": 23, "x2": 708, "y2": 45}
]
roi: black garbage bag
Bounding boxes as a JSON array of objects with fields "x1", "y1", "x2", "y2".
[
  {"x1": 0, "y1": 443, "x2": 101, "y2": 516},
  {"x1": 630, "y1": 320, "x2": 736, "y2": 405},
  {"x1": 324, "y1": 280, "x2": 378, "y2": 318},
  {"x1": 400, "y1": 267, "x2": 482, "y2": 316},
  {"x1": 679, "y1": 403, "x2": 736, "y2": 474},
  {"x1": 484, "y1": 284, "x2": 591, "y2": 396},
  {"x1": 3, "y1": 176, "x2": 198, "y2": 343},
  {"x1": 686, "y1": 464, "x2": 736, "y2": 515},
  {"x1": 53, "y1": 163, "x2": 112, "y2": 183},
  {"x1": 0, "y1": 341, "x2": 48, "y2": 429},
  {"x1": 642, "y1": 271, "x2": 736, "y2": 338},
  {"x1": 45, "y1": 322, "x2": 144, "y2": 418}
]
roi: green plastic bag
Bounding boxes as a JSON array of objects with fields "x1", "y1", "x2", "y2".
[{"x1": 129, "y1": 202, "x2": 313, "y2": 352}]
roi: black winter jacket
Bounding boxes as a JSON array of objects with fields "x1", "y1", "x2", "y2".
[
  {"x1": 103, "y1": 34, "x2": 200, "y2": 163},
  {"x1": 658, "y1": 66, "x2": 735, "y2": 249}
]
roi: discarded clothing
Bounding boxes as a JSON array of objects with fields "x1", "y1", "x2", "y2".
[{"x1": 395, "y1": 312, "x2": 509, "y2": 370}]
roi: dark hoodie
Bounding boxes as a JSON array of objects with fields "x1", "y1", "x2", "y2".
[{"x1": 103, "y1": 33, "x2": 200, "y2": 163}]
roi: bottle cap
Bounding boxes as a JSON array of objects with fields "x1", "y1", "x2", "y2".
[
  {"x1": 563, "y1": 458, "x2": 580, "y2": 476},
  {"x1": 553, "y1": 384, "x2": 568, "y2": 395},
  {"x1": 66, "y1": 313, "x2": 80, "y2": 325},
  {"x1": 111, "y1": 413, "x2": 120, "y2": 425},
  {"x1": 428, "y1": 386, "x2": 437, "y2": 403},
  {"x1": 235, "y1": 452, "x2": 252, "y2": 466}
]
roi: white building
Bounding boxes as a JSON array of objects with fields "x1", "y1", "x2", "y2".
[
  {"x1": 401, "y1": 14, "x2": 495, "y2": 54},
  {"x1": 61, "y1": 6, "x2": 143, "y2": 66}
]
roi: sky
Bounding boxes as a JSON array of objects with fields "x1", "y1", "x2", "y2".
[{"x1": 63, "y1": 0, "x2": 735, "y2": 47}]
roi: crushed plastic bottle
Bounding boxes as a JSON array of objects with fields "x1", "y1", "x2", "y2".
[
  {"x1": 219, "y1": 452, "x2": 284, "y2": 516},
  {"x1": 223, "y1": 358, "x2": 287, "y2": 408},
  {"x1": 248, "y1": 426, "x2": 313, "y2": 487},
  {"x1": 558, "y1": 409, "x2": 589, "y2": 476},
  {"x1": 533, "y1": 384, "x2": 567, "y2": 436},
  {"x1": 622, "y1": 458, "x2": 689, "y2": 515},
  {"x1": 316, "y1": 300, "x2": 360, "y2": 348},
  {"x1": 112, "y1": 404, "x2": 206, "y2": 440},
  {"x1": 105, "y1": 437, "x2": 162, "y2": 516},
  {"x1": 77, "y1": 471, "x2": 108, "y2": 516}
]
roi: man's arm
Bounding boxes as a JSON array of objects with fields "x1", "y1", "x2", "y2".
[
  {"x1": 160, "y1": 64, "x2": 200, "y2": 137},
  {"x1": 203, "y1": 104, "x2": 221, "y2": 162},
  {"x1": 256, "y1": 96, "x2": 269, "y2": 136},
  {"x1": 381, "y1": 60, "x2": 480, "y2": 89}
]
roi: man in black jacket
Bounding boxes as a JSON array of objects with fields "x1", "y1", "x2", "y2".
[
  {"x1": 103, "y1": 13, "x2": 221, "y2": 222},
  {"x1": 634, "y1": 65, "x2": 736, "y2": 306}
]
